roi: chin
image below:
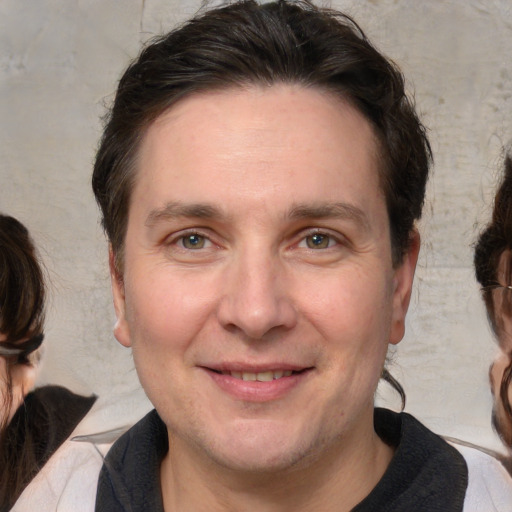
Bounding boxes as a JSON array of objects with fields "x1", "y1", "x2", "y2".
[
  {"x1": 198, "y1": 420, "x2": 315, "y2": 473},
  {"x1": 209, "y1": 446, "x2": 307, "y2": 474}
]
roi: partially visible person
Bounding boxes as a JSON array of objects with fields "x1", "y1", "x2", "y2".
[
  {"x1": 0, "y1": 214, "x2": 96, "y2": 511},
  {"x1": 475, "y1": 154, "x2": 512, "y2": 474}
]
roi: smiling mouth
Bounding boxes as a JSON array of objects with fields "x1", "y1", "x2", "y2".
[{"x1": 205, "y1": 367, "x2": 312, "y2": 401}]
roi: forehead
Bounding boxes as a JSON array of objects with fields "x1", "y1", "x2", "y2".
[{"x1": 131, "y1": 85, "x2": 384, "y2": 223}]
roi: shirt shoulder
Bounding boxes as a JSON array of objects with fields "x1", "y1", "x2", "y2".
[
  {"x1": 10, "y1": 394, "x2": 131, "y2": 512},
  {"x1": 449, "y1": 442, "x2": 512, "y2": 512},
  {"x1": 11, "y1": 438, "x2": 105, "y2": 512}
]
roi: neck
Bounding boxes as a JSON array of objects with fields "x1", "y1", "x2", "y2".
[{"x1": 160, "y1": 418, "x2": 394, "y2": 512}]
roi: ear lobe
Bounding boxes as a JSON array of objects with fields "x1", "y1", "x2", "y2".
[
  {"x1": 389, "y1": 230, "x2": 420, "y2": 345},
  {"x1": 109, "y1": 246, "x2": 132, "y2": 348}
]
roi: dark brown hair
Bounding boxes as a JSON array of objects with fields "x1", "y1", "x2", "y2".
[
  {"x1": 92, "y1": 0, "x2": 432, "y2": 271},
  {"x1": 0, "y1": 214, "x2": 45, "y2": 427},
  {"x1": 0, "y1": 214, "x2": 46, "y2": 507},
  {"x1": 0, "y1": 215, "x2": 45, "y2": 344},
  {"x1": 475, "y1": 154, "x2": 512, "y2": 447}
]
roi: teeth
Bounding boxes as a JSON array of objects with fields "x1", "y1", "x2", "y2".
[{"x1": 225, "y1": 370, "x2": 294, "y2": 381}]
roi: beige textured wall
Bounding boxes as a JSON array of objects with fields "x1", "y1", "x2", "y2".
[{"x1": 2, "y1": 0, "x2": 512, "y2": 450}]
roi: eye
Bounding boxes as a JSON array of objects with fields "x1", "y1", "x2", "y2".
[
  {"x1": 299, "y1": 232, "x2": 337, "y2": 249},
  {"x1": 179, "y1": 233, "x2": 210, "y2": 249}
]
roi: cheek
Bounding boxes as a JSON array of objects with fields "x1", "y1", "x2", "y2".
[
  {"x1": 296, "y1": 271, "x2": 393, "y2": 398},
  {"x1": 125, "y1": 271, "x2": 218, "y2": 357},
  {"x1": 299, "y1": 269, "x2": 393, "y2": 345}
]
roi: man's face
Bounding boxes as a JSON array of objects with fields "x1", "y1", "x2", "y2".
[{"x1": 111, "y1": 85, "x2": 418, "y2": 471}]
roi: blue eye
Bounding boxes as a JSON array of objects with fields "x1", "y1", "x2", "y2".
[
  {"x1": 181, "y1": 234, "x2": 206, "y2": 249},
  {"x1": 305, "y1": 233, "x2": 331, "y2": 249}
]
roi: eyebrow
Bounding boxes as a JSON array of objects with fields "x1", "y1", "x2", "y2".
[
  {"x1": 288, "y1": 202, "x2": 370, "y2": 231},
  {"x1": 145, "y1": 202, "x2": 225, "y2": 227},
  {"x1": 145, "y1": 201, "x2": 370, "y2": 231}
]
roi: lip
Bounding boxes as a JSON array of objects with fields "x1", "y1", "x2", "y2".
[{"x1": 201, "y1": 364, "x2": 314, "y2": 402}]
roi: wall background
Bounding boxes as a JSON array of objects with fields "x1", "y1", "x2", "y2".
[{"x1": 2, "y1": 0, "x2": 512, "y2": 450}]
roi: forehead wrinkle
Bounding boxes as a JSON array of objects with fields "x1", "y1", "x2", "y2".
[
  {"x1": 145, "y1": 201, "x2": 226, "y2": 227},
  {"x1": 288, "y1": 202, "x2": 371, "y2": 232}
]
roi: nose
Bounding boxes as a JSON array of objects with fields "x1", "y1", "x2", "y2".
[{"x1": 216, "y1": 250, "x2": 298, "y2": 340}]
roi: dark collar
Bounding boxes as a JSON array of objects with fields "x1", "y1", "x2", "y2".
[
  {"x1": 96, "y1": 408, "x2": 468, "y2": 512},
  {"x1": 352, "y1": 408, "x2": 468, "y2": 511},
  {"x1": 96, "y1": 409, "x2": 167, "y2": 512}
]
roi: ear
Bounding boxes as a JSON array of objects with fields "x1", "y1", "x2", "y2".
[
  {"x1": 389, "y1": 229, "x2": 420, "y2": 345},
  {"x1": 109, "y1": 246, "x2": 132, "y2": 348}
]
